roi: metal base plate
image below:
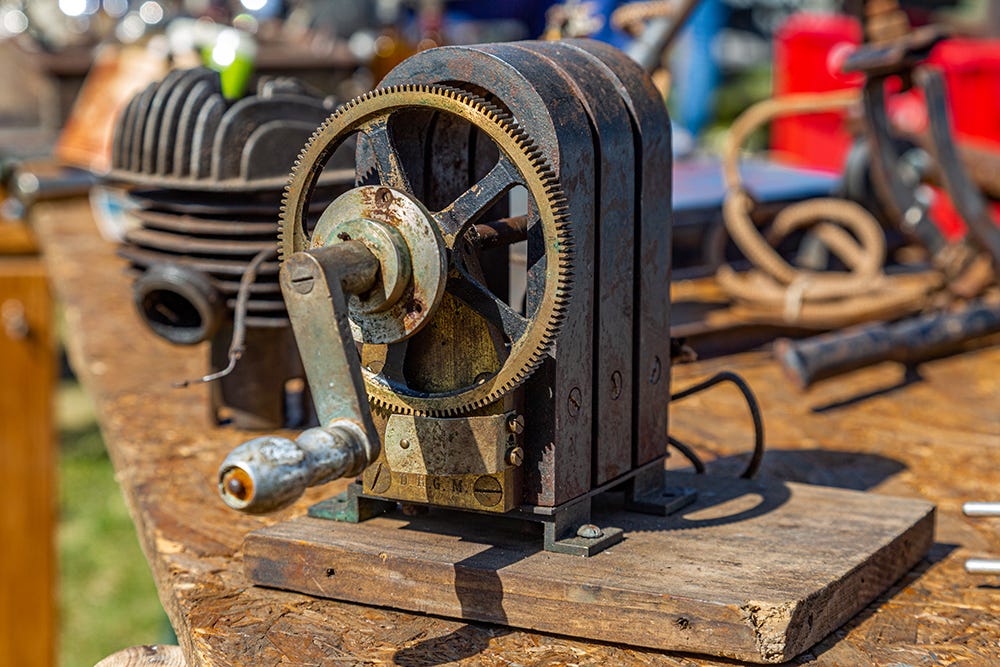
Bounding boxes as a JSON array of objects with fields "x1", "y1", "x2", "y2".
[{"x1": 309, "y1": 477, "x2": 693, "y2": 557}]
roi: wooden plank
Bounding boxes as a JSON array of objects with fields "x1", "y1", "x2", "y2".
[
  {"x1": 0, "y1": 257, "x2": 55, "y2": 667},
  {"x1": 0, "y1": 223, "x2": 39, "y2": 255},
  {"x1": 0, "y1": 187, "x2": 40, "y2": 256},
  {"x1": 246, "y1": 473, "x2": 933, "y2": 663},
  {"x1": 32, "y1": 197, "x2": 1000, "y2": 666}
]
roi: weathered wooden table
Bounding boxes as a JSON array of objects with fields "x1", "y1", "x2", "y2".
[{"x1": 36, "y1": 198, "x2": 1000, "y2": 666}]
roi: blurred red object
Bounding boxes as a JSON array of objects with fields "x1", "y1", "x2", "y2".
[
  {"x1": 773, "y1": 15, "x2": 1000, "y2": 160},
  {"x1": 771, "y1": 13, "x2": 862, "y2": 173},
  {"x1": 771, "y1": 13, "x2": 1000, "y2": 239},
  {"x1": 928, "y1": 39, "x2": 1000, "y2": 144}
]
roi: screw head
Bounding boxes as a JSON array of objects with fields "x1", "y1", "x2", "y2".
[
  {"x1": 369, "y1": 462, "x2": 391, "y2": 493},
  {"x1": 473, "y1": 475, "x2": 503, "y2": 507},
  {"x1": 610, "y1": 370, "x2": 623, "y2": 400},
  {"x1": 649, "y1": 356, "x2": 662, "y2": 385},
  {"x1": 506, "y1": 446, "x2": 524, "y2": 466},
  {"x1": 577, "y1": 524, "x2": 603, "y2": 539},
  {"x1": 506, "y1": 414, "x2": 525, "y2": 434},
  {"x1": 567, "y1": 387, "x2": 582, "y2": 416},
  {"x1": 288, "y1": 262, "x2": 316, "y2": 295}
]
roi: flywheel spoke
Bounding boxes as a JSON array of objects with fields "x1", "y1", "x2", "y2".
[
  {"x1": 435, "y1": 155, "x2": 520, "y2": 245},
  {"x1": 380, "y1": 339, "x2": 408, "y2": 381},
  {"x1": 362, "y1": 117, "x2": 412, "y2": 192},
  {"x1": 364, "y1": 340, "x2": 409, "y2": 383},
  {"x1": 448, "y1": 268, "x2": 529, "y2": 342}
]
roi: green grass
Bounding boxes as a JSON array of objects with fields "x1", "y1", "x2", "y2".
[{"x1": 58, "y1": 380, "x2": 166, "y2": 667}]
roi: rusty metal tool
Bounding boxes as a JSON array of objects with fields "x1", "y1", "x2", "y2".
[
  {"x1": 775, "y1": 300, "x2": 1000, "y2": 388},
  {"x1": 842, "y1": 22, "x2": 1000, "y2": 290},
  {"x1": 618, "y1": 0, "x2": 704, "y2": 73},
  {"x1": 915, "y1": 67, "x2": 1000, "y2": 269}
]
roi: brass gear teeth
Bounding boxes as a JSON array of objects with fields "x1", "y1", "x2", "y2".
[{"x1": 280, "y1": 83, "x2": 574, "y2": 417}]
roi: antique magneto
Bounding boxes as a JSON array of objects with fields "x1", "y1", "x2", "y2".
[
  {"x1": 217, "y1": 39, "x2": 687, "y2": 553},
  {"x1": 211, "y1": 41, "x2": 937, "y2": 662},
  {"x1": 205, "y1": 40, "x2": 933, "y2": 662}
]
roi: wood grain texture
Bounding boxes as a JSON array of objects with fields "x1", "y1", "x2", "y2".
[
  {"x1": 246, "y1": 475, "x2": 933, "y2": 663},
  {"x1": 0, "y1": 256, "x2": 55, "y2": 667},
  {"x1": 95, "y1": 645, "x2": 187, "y2": 667},
  {"x1": 34, "y1": 198, "x2": 1000, "y2": 666}
]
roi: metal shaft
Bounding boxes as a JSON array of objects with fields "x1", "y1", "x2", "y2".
[
  {"x1": 474, "y1": 215, "x2": 529, "y2": 250},
  {"x1": 963, "y1": 502, "x2": 1000, "y2": 575},
  {"x1": 965, "y1": 559, "x2": 1000, "y2": 575},
  {"x1": 624, "y1": 0, "x2": 703, "y2": 73},
  {"x1": 964, "y1": 502, "x2": 1000, "y2": 517},
  {"x1": 776, "y1": 301, "x2": 1000, "y2": 388}
]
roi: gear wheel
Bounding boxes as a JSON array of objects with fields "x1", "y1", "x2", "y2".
[{"x1": 280, "y1": 84, "x2": 574, "y2": 417}]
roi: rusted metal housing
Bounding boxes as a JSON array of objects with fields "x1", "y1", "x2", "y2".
[{"x1": 376, "y1": 41, "x2": 674, "y2": 512}]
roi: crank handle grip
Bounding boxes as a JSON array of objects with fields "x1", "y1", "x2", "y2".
[{"x1": 218, "y1": 421, "x2": 370, "y2": 514}]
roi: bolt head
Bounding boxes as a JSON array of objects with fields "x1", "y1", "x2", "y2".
[
  {"x1": 577, "y1": 524, "x2": 603, "y2": 539},
  {"x1": 649, "y1": 356, "x2": 662, "y2": 385},
  {"x1": 567, "y1": 387, "x2": 582, "y2": 416},
  {"x1": 610, "y1": 370, "x2": 623, "y2": 400}
]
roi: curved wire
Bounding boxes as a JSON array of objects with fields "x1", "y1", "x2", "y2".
[
  {"x1": 667, "y1": 435, "x2": 706, "y2": 474},
  {"x1": 670, "y1": 371, "x2": 765, "y2": 479},
  {"x1": 174, "y1": 246, "x2": 277, "y2": 388}
]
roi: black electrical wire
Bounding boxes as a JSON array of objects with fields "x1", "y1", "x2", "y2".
[
  {"x1": 669, "y1": 371, "x2": 766, "y2": 479},
  {"x1": 667, "y1": 435, "x2": 706, "y2": 474}
]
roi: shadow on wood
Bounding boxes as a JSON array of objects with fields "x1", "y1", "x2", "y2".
[
  {"x1": 808, "y1": 365, "x2": 924, "y2": 413},
  {"x1": 392, "y1": 624, "x2": 511, "y2": 666},
  {"x1": 727, "y1": 448, "x2": 907, "y2": 492}
]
